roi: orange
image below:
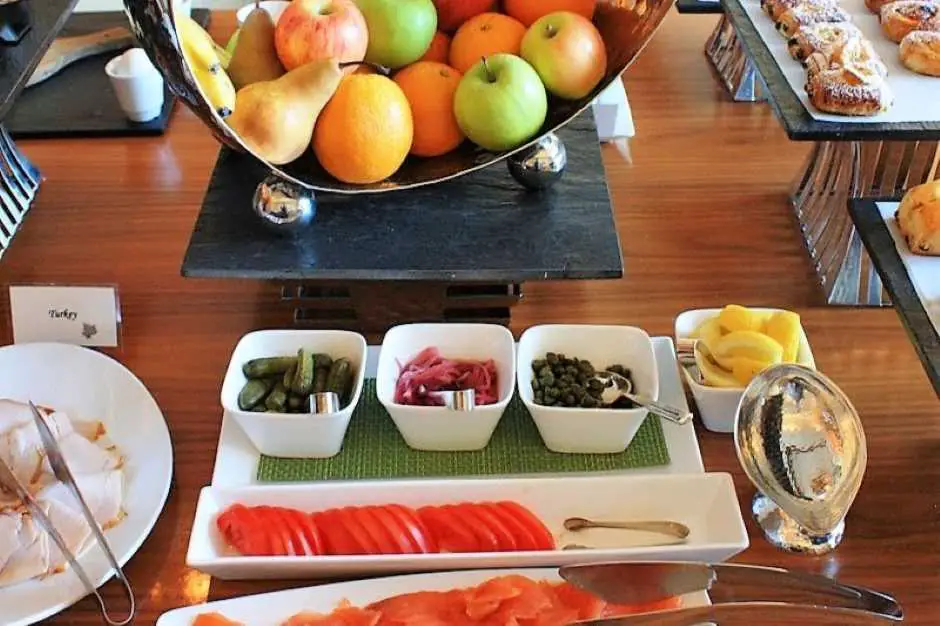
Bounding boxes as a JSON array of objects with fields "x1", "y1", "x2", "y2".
[
  {"x1": 503, "y1": 0, "x2": 597, "y2": 26},
  {"x1": 394, "y1": 62, "x2": 464, "y2": 157},
  {"x1": 449, "y1": 12, "x2": 526, "y2": 75},
  {"x1": 420, "y1": 31, "x2": 451, "y2": 63},
  {"x1": 313, "y1": 74, "x2": 413, "y2": 184}
]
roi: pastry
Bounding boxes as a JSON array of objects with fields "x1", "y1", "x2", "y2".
[
  {"x1": 805, "y1": 65, "x2": 894, "y2": 115},
  {"x1": 896, "y1": 181, "x2": 940, "y2": 256},
  {"x1": 763, "y1": 0, "x2": 806, "y2": 20},
  {"x1": 788, "y1": 22, "x2": 863, "y2": 63},
  {"x1": 805, "y1": 36, "x2": 889, "y2": 77},
  {"x1": 776, "y1": 1, "x2": 851, "y2": 38},
  {"x1": 865, "y1": 0, "x2": 895, "y2": 14},
  {"x1": 880, "y1": 0, "x2": 940, "y2": 44},
  {"x1": 900, "y1": 30, "x2": 940, "y2": 75}
]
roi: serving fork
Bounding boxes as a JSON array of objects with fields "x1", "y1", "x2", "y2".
[
  {"x1": 0, "y1": 402, "x2": 135, "y2": 625},
  {"x1": 561, "y1": 561, "x2": 902, "y2": 624}
]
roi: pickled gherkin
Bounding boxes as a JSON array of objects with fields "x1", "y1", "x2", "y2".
[
  {"x1": 242, "y1": 356, "x2": 297, "y2": 379},
  {"x1": 238, "y1": 378, "x2": 273, "y2": 411},
  {"x1": 291, "y1": 349, "x2": 315, "y2": 395}
]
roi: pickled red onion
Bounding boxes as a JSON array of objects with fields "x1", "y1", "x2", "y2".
[{"x1": 394, "y1": 347, "x2": 500, "y2": 406}]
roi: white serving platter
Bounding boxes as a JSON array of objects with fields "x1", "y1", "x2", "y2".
[
  {"x1": 210, "y1": 337, "x2": 706, "y2": 487},
  {"x1": 878, "y1": 201, "x2": 940, "y2": 334},
  {"x1": 0, "y1": 343, "x2": 173, "y2": 626},
  {"x1": 187, "y1": 473, "x2": 748, "y2": 580},
  {"x1": 157, "y1": 567, "x2": 710, "y2": 626},
  {"x1": 740, "y1": 0, "x2": 940, "y2": 124}
]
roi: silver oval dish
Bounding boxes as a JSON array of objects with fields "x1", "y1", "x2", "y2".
[{"x1": 124, "y1": 0, "x2": 671, "y2": 194}]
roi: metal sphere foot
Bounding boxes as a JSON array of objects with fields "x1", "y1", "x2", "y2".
[
  {"x1": 752, "y1": 491, "x2": 845, "y2": 555},
  {"x1": 507, "y1": 133, "x2": 568, "y2": 191},
  {"x1": 252, "y1": 175, "x2": 316, "y2": 235}
]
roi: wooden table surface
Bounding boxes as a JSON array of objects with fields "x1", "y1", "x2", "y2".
[{"x1": 1, "y1": 9, "x2": 938, "y2": 625}]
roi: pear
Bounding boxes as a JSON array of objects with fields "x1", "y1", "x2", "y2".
[
  {"x1": 227, "y1": 2, "x2": 284, "y2": 89},
  {"x1": 226, "y1": 58, "x2": 345, "y2": 165}
]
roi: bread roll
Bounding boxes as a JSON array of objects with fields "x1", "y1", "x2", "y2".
[
  {"x1": 880, "y1": 1, "x2": 940, "y2": 44},
  {"x1": 897, "y1": 181, "x2": 940, "y2": 256}
]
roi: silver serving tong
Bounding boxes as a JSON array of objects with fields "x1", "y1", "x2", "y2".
[
  {"x1": 0, "y1": 402, "x2": 136, "y2": 625},
  {"x1": 560, "y1": 561, "x2": 902, "y2": 623}
]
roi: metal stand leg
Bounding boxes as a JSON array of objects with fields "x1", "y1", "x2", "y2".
[
  {"x1": 0, "y1": 124, "x2": 41, "y2": 260},
  {"x1": 705, "y1": 15, "x2": 767, "y2": 103},
  {"x1": 790, "y1": 141, "x2": 939, "y2": 306}
]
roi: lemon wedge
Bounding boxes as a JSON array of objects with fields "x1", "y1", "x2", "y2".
[
  {"x1": 694, "y1": 344, "x2": 742, "y2": 388},
  {"x1": 718, "y1": 305, "x2": 763, "y2": 333},
  {"x1": 763, "y1": 310, "x2": 802, "y2": 362},
  {"x1": 712, "y1": 331, "x2": 784, "y2": 366}
]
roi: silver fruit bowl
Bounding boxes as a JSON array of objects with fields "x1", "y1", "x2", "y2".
[{"x1": 124, "y1": 0, "x2": 670, "y2": 195}]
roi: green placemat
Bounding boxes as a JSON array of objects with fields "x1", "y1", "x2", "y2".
[{"x1": 257, "y1": 380, "x2": 670, "y2": 482}]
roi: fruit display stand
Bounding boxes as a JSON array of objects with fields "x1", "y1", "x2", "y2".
[
  {"x1": 676, "y1": 0, "x2": 766, "y2": 102},
  {"x1": 0, "y1": 0, "x2": 77, "y2": 261},
  {"x1": 181, "y1": 112, "x2": 623, "y2": 335},
  {"x1": 722, "y1": 0, "x2": 940, "y2": 306}
]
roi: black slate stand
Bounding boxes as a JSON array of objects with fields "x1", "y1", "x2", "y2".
[{"x1": 182, "y1": 112, "x2": 624, "y2": 334}]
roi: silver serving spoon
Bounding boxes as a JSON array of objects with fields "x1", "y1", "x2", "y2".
[
  {"x1": 564, "y1": 516, "x2": 691, "y2": 539},
  {"x1": 592, "y1": 371, "x2": 692, "y2": 425}
]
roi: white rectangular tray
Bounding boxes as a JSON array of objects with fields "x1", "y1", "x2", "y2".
[
  {"x1": 187, "y1": 473, "x2": 748, "y2": 580},
  {"x1": 878, "y1": 201, "x2": 940, "y2": 334},
  {"x1": 157, "y1": 567, "x2": 709, "y2": 625},
  {"x1": 210, "y1": 337, "x2": 706, "y2": 487},
  {"x1": 740, "y1": 0, "x2": 940, "y2": 124}
]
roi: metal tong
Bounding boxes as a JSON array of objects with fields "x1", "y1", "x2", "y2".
[
  {"x1": 560, "y1": 561, "x2": 902, "y2": 624},
  {"x1": 0, "y1": 402, "x2": 135, "y2": 625}
]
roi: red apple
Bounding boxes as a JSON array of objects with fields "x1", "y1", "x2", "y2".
[
  {"x1": 520, "y1": 11, "x2": 607, "y2": 100},
  {"x1": 431, "y1": 0, "x2": 494, "y2": 32},
  {"x1": 275, "y1": 0, "x2": 369, "y2": 71}
]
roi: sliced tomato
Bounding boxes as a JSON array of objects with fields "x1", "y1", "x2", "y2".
[
  {"x1": 485, "y1": 503, "x2": 540, "y2": 551},
  {"x1": 271, "y1": 507, "x2": 311, "y2": 556},
  {"x1": 254, "y1": 506, "x2": 292, "y2": 556},
  {"x1": 464, "y1": 504, "x2": 517, "y2": 552},
  {"x1": 417, "y1": 505, "x2": 477, "y2": 553},
  {"x1": 290, "y1": 509, "x2": 324, "y2": 556},
  {"x1": 315, "y1": 508, "x2": 366, "y2": 555},
  {"x1": 452, "y1": 504, "x2": 500, "y2": 552},
  {"x1": 497, "y1": 501, "x2": 555, "y2": 550},
  {"x1": 216, "y1": 504, "x2": 270, "y2": 556},
  {"x1": 387, "y1": 504, "x2": 436, "y2": 554},
  {"x1": 357, "y1": 506, "x2": 412, "y2": 554},
  {"x1": 337, "y1": 506, "x2": 382, "y2": 554}
]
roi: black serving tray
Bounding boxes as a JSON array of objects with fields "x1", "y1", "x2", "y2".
[
  {"x1": 722, "y1": 0, "x2": 940, "y2": 141},
  {"x1": 6, "y1": 9, "x2": 210, "y2": 139},
  {"x1": 181, "y1": 112, "x2": 624, "y2": 283},
  {"x1": 849, "y1": 198, "x2": 940, "y2": 395},
  {"x1": 676, "y1": 0, "x2": 724, "y2": 15}
]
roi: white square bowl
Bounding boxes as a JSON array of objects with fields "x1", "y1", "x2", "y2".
[
  {"x1": 376, "y1": 323, "x2": 516, "y2": 451},
  {"x1": 221, "y1": 330, "x2": 367, "y2": 458},
  {"x1": 517, "y1": 325, "x2": 659, "y2": 454},
  {"x1": 674, "y1": 308, "x2": 816, "y2": 434}
]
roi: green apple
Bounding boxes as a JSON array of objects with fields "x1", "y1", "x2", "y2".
[
  {"x1": 355, "y1": 0, "x2": 437, "y2": 69},
  {"x1": 454, "y1": 54, "x2": 548, "y2": 152}
]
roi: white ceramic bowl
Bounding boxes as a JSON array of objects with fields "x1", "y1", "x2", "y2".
[
  {"x1": 236, "y1": 0, "x2": 290, "y2": 25},
  {"x1": 517, "y1": 325, "x2": 659, "y2": 454},
  {"x1": 674, "y1": 308, "x2": 816, "y2": 434},
  {"x1": 221, "y1": 330, "x2": 367, "y2": 458},
  {"x1": 376, "y1": 324, "x2": 516, "y2": 451}
]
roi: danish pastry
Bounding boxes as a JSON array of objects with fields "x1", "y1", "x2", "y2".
[
  {"x1": 896, "y1": 181, "x2": 940, "y2": 256},
  {"x1": 788, "y1": 22, "x2": 863, "y2": 63},
  {"x1": 865, "y1": 0, "x2": 894, "y2": 14},
  {"x1": 776, "y1": 1, "x2": 851, "y2": 38},
  {"x1": 805, "y1": 65, "x2": 894, "y2": 115},
  {"x1": 805, "y1": 36, "x2": 889, "y2": 77},
  {"x1": 880, "y1": 1, "x2": 940, "y2": 44},
  {"x1": 900, "y1": 30, "x2": 940, "y2": 75},
  {"x1": 763, "y1": 0, "x2": 803, "y2": 20}
]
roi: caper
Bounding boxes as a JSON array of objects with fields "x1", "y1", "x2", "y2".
[
  {"x1": 546, "y1": 352, "x2": 559, "y2": 365},
  {"x1": 581, "y1": 395, "x2": 599, "y2": 408},
  {"x1": 531, "y1": 378, "x2": 540, "y2": 391},
  {"x1": 588, "y1": 379, "x2": 604, "y2": 391},
  {"x1": 532, "y1": 359, "x2": 548, "y2": 372},
  {"x1": 534, "y1": 390, "x2": 544, "y2": 404},
  {"x1": 564, "y1": 394, "x2": 575, "y2": 406},
  {"x1": 538, "y1": 365, "x2": 552, "y2": 378}
]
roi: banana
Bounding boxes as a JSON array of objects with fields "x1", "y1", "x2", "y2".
[{"x1": 176, "y1": 15, "x2": 236, "y2": 116}]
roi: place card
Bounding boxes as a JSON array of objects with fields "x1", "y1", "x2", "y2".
[{"x1": 9, "y1": 285, "x2": 121, "y2": 347}]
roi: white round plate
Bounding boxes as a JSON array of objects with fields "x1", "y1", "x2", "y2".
[{"x1": 0, "y1": 343, "x2": 173, "y2": 626}]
